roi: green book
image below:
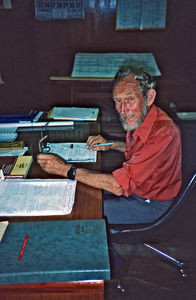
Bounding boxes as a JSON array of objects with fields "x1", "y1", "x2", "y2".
[
  {"x1": 0, "y1": 219, "x2": 110, "y2": 285},
  {"x1": 0, "y1": 141, "x2": 24, "y2": 150}
]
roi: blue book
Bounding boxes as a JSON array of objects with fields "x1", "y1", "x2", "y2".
[
  {"x1": 0, "y1": 219, "x2": 110, "y2": 285},
  {"x1": 0, "y1": 110, "x2": 42, "y2": 123}
]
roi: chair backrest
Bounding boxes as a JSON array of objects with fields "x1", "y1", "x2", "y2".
[{"x1": 108, "y1": 172, "x2": 196, "y2": 244}]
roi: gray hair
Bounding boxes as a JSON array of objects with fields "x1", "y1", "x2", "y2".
[{"x1": 113, "y1": 65, "x2": 156, "y2": 97}]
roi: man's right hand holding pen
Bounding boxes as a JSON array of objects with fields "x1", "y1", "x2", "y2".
[
  {"x1": 87, "y1": 135, "x2": 126, "y2": 153},
  {"x1": 37, "y1": 133, "x2": 125, "y2": 196}
]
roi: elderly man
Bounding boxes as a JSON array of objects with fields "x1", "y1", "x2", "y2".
[{"x1": 37, "y1": 65, "x2": 182, "y2": 224}]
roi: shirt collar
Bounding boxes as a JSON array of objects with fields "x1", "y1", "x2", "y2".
[{"x1": 132, "y1": 105, "x2": 158, "y2": 143}]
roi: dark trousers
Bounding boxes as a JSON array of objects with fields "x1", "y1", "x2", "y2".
[{"x1": 103, "y1": 193, "x2": 173, "y2": 224}]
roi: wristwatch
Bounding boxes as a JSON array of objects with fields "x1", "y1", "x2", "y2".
[{"x1": 67, "y1": 165, "x2": 77, "y2": 180}]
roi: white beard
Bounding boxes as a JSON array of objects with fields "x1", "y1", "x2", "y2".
[{"x1": 119, "y1": 102, "x2": 148, "y2": 132}]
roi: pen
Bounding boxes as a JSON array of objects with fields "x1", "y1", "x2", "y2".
[{"x1": 92, "y1": 142, "x2": 114, "y2": 148}]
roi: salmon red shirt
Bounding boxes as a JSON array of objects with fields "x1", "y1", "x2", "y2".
[{"x1": 112, "y1": 105, "x2": 182, "y2": 201}]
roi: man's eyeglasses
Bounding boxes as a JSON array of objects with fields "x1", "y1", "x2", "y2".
[{"x1": 38, "y1": 134, "x2": 50, "y2": 153}]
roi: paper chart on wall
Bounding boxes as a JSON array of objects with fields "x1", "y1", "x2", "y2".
[{"x1": 116, "y1": 0, "x2": 167, "y2": 30}]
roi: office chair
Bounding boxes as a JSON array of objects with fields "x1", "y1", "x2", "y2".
[{"x1": 107, "y1": 171, "x2": 196, "y2": 292}]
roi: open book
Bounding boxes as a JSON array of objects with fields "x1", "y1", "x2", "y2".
[{"x1": 0, "y1": 179, "x2": 76, "y2": 216}]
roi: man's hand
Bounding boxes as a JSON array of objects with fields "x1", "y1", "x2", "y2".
[
  {"x1": 87, "y1": 135, "x2": 113, "y2": 152},
  {"x1": 37, "y1": 154, "x2": 124, "y2": 196},
  {"x1": 37, "y1": 154, "x2": 71, "y2": 177}
]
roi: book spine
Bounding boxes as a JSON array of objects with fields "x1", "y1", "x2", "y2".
[{"x1": 0, "y1": 269, "x2": 110, "y2": 284}]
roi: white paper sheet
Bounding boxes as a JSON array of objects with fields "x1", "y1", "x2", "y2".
[
  {"x1": 44, "y1": 142, "x2": 97, "y2": 162},
  {"x1": 0, "y1": 179, "x2": 77, "y2": 216}
]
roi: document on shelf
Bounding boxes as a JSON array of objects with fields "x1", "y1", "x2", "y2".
[
  {"x1": 0, "y1": 179, "x2": 77, "y2": 216},
  {"x1": 43, "y1": 142, "x2": 97, "y2": 163},
  {"x1": 48, "y1": 107, "x2": 99, "y2": 121},
  {"x1": 71, "y1": 53, "x2": 161, "y2": 77},
  {"x1": 0, "y1": 147, "x2": 29, "y2": 157}
]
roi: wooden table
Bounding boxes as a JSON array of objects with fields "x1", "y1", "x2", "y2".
[{"x1": 0, "y1": 122, "x2": 106, "y2": 300}]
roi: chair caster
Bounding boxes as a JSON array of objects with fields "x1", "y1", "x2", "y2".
[
  {"x1": 179, "y1": 263, "x2": 188, "y2": 278},
  {"x1": 116, "y1": 280, "x2": 126, "y2": 294}
]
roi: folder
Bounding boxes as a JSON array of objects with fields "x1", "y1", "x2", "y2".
[{"x1": 48, "y1": 107, "x2": 99, "y2": 121}]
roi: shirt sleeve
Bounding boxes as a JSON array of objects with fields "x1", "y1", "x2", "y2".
[{"x1": 112, "y1": 125, "x2": 181, "y2": 198}]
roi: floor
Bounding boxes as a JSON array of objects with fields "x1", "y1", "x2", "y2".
[{"x1": 101, "y1": 118, "x2": 196, "y2": 300}]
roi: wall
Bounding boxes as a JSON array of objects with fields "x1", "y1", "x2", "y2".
[{"x1": 0, "y1": 0, "x2": 195, "y2": 114}]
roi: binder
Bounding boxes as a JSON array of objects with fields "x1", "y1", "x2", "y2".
[{"x1": 0, "y1": 219, "x2": 110, "y2": 285}]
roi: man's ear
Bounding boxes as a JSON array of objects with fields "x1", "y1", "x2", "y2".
[{"x1": 146, "y1": 89, "x2": 156, "y2": 107}]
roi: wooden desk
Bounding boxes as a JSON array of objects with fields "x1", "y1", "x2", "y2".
[{"x1": 0, "y1": 122, "x2": 106, "y2": 300}]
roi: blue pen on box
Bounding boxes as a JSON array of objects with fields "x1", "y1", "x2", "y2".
[{"x1": 92, "y1": 142, "x2": 114, "y2": 149}]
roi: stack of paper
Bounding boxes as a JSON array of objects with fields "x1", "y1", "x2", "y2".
[{"x1": 0, "y1": 131, "x2": 18, "y2": 143}]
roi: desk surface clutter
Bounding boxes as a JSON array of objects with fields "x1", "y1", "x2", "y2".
[{"x1": 0, "y1": 108, "x2": 108, "y2": 300}]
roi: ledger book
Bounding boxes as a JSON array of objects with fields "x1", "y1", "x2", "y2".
[{"x1": 0, "y1": 219, "x2": 110, "y2": 285}]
